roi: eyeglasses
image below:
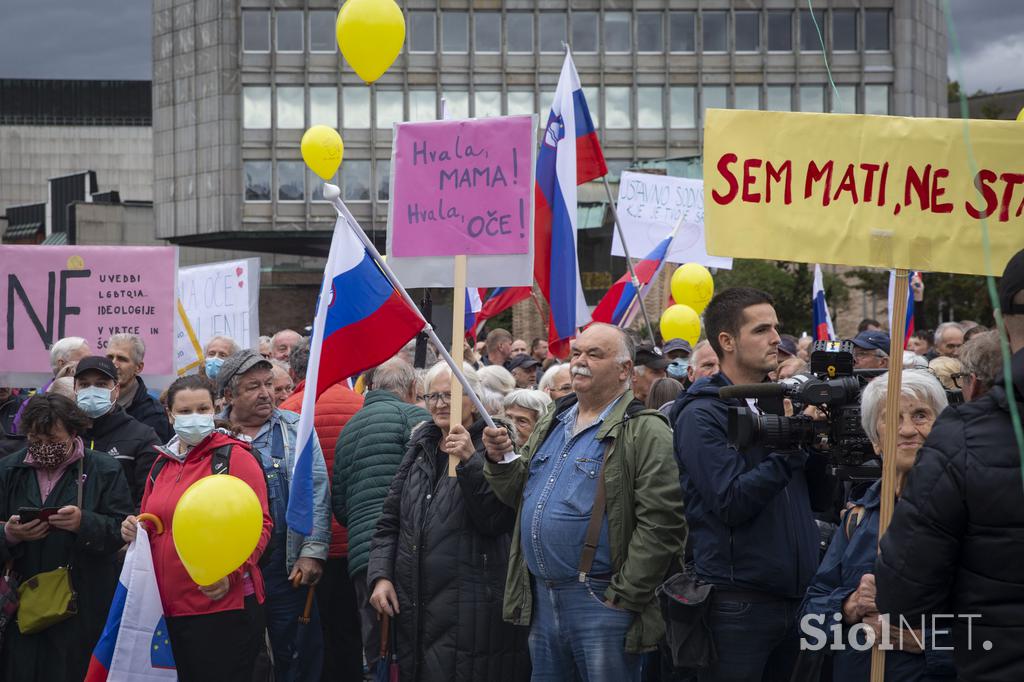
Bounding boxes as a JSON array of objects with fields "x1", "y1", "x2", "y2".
[
  {"x1": 950, "y1": 372, "x2": 971, "y2": 389},
  {"x1": 554, "y1": 383, "x2": 573, "y2": 393},
  {"x1": 424, "y1": 392, "x2": 452, "y2": 405}
]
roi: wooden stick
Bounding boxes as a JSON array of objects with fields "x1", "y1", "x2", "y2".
[
  {"x1": 448, "y1": 255, "x2": 467, "y2": 477},
  {"x1": 870, "y1": 268, "x2": 910, "y2": 682}
]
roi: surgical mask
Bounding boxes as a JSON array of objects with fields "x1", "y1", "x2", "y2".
[
  {"x1": 77, "y1": 386, "x2": 113, "y2": 418},
  {"x1": 173, "y1": 413, "x2": 216, "y2": 446},
  {"x1": 205, "y1": 356, "x2": 224, "y2": 379},
  {"x1": 667, "y1": 359, "x2": 689, "y2": 380}
]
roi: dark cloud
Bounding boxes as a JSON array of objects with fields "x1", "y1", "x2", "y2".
[{"x1": 947, "y1": 0, "x2": 1024, "y2": 93}]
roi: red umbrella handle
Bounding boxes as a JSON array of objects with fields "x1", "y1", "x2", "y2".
[{"x1": 380, "y1": 612, "x2": 390, "y2": 660}]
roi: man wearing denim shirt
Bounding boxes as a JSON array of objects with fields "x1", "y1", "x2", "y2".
[
  {"x1": 218, "y1": 350, "x2": 331, "y2": 682},
  {"x1": 482, "y1": 323, "x2": 687, "y2": 682}
]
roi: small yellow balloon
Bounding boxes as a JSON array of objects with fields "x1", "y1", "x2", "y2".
[
  {"x1": 301, "y1": 125, "x2": 344, "y2": 181},
  {"x1": 1017, "y1": 106, "x2": 1024, "y2": 122},
  {"x1": 173, "y1": 475, "x2": 263, "y2": 586},
  {"x1": 336, "y1": 0, "x2": 406, "y2": 84},
  {"x1": 671, "y1": 263, "x2": 715, "y2": 314},
  {"x1": 660, "y1": 304, "x2": 702, "y2": 346}
]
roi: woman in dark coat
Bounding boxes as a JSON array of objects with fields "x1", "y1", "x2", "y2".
[
  {"x1": 367, "y1": 364, "x2": 529, "y2": 682},
  {"x1": 0, "y1": 394, "x2": 133, "y2": 681}
]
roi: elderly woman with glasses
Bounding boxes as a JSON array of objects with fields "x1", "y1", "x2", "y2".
[
  {"x1": 799, "y1": 370, "x2": 954, "y2": 682},
  {"x1": 366, "y1": 362, "x2": 529, "y2": 682}
]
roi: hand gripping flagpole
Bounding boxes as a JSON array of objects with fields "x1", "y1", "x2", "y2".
[
  {"x1": 325, "y1": 184, "x2": 496, "y2": 430},
  {"x1": 602, "y1": 176, "x2": 658, "y2": 347}
]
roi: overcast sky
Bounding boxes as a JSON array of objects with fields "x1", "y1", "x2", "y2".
[{"x1": 0, "y1": 0, "x2": 1021, "y2": 94}]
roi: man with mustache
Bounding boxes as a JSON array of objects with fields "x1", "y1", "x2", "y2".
[
  {"x1": 481, "y1": 323, "x2": 687, "y2": 682},
  {"x1": 219, "y1": 350, "x2": 331, "y2": 682}
]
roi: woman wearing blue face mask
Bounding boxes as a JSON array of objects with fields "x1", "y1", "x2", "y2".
[{"x1": 120, "y1": 375, "x2": 273, "y2": 681}]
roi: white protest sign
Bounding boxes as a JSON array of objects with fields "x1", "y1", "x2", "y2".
[
  {"x1": 175, "y1": 258, "x2": 260, "y2": 374},
  {"x1": 611, "y1": 171, "x2": 732, "y2": 268}
]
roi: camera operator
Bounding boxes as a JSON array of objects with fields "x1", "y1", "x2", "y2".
[{"x1": 670, "y1": 288, "x2": 821, "y2": 682}]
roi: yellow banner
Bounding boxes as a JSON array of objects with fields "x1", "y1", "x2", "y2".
[{"x1": 703, "y1": 110, "x2": 1024, "y2": 276}]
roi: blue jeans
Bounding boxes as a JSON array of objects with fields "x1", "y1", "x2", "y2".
[
  {"x1": 529, "y1": 577, "x2": 641, "y2": 682},
  {"x1": 263, "y1": 543, "x2": 324, "y2": 682},
  {"x1": 698, "y1": 597, "x2": 800, "y2": 682}
]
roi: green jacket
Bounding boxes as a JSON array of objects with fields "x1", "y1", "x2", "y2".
[{"x1": 484, "y1": 390, "x2": 687, "y2": 653}]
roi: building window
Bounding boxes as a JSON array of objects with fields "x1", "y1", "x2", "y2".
[
  {"x1": 343, "y1": 88, "x2": 370, "y2": 128},
  {"x1": 734, "y1": 85, "x2": 759, "y2": 110},
  {"x1": 475, "y1": 12, "x2": 501, "y2": 53},
  {"x1": 604, "y1": 12, "x2": 631, "y2": 53},
  {"x1": 571, "y1": 12, "x2": 598, "y2": 53},
  {"x1": 670, "y1": 86, "x2": 695, "y2": 128},
  {"x1": 702, "y1": 12, "x2": 727, "y2": 53},
  {"x1": 409, "y1": 90, "x2": 436, "y2": 121},
  {"x1": 702, "y1": 85, "x2": 727, "y2": 122},
  {"x1": 276, "y1": 11, "x2": 303, "y2": 52},
  {"x1": 582, "y1": 86, "x2": 600, "y2": 127},
  {"x1": 735, "y1": 12, "x2": 760, "y2": 52},
  {"x1": 799, "y1": 85, "x2": 824, "y2": 112},
  {"x1": 637, "y1": 87, "x2": 662, "y2": 128},
  {"x1": 243, "y1": 11, "x2": 270, "y2": 53},
  {"x1": 636, "y1": 12, "x2": 663, "y2": 53},
  {"x1": 832, "y1": 10, "x2": 857, "y2": 51},
  {"x1": 342, "y1": 160, "x2": 371, "y2": 201},
  {"x1": 243, "y1": 86, "x2": 271, "y2": 128},
  {"x1": 766, "y1": 85, "x2": 791, "y2": 111},
  {"x1": 377, "y1": 160, "x2": 390, "y2": 201},
  {"x1": 605, "y1": 87, "x2": 631, "y2": 129},
  {"x1": 831, "y1": 85, "x2": 857, "y2": 113},
  {"x1": 865, "y1": 85, "x2": 890, "y2": 115},
  {"x1": 310, "y1": 87, "x2": 337, "y2": 126},
  {"x1": 767, "y1": 11, "x2": 792, "y2": 51},
  {"x1": 408, "y1": 12, "x2": 435, "y2": 53},
  {"x1": 474, "y1": 90, "x2": 501, "y2": 118},
  {"x1": 277, "y1": 87, "x2": 305, "y2": 128},
  {"x1": 443, "y1": 90, "x2": 469, "y2": 119},
  {"x1": 376, "y1": 90, "x2": 403, "y2": 129},
  {"x1": 669, "y1": 12, "x2": 695, "y2": 52},
  {"x1": 310, "y1": 169, "x2": 334, "y2": 201},
  {"x1": 309, "y1": 11, "x2": 335, "y2": 52},
  {"x1": 244, "y1": 161, "x2": 271, "y2": 201},
  {"x1": 800, "y1": 10, "x2": 825, "y2": 52},
  {"x1": 443, "y1": 12, "x2": 468, "y2": 52},
  {"x1": 507, "y1": 90, "x2": 535, "y2": 116},
  {"x1": 278, "y1": 161, "x2": 305, "y2": 201},
  {"x1": 865, "y1": 10, "x2": 890, "y2": 51},
  {"x1": 539, "y1": 14, "x2": 566, "y2": 52},
  {"x1": 507, "y1": 13, "x2": 533, "y2": 53}
]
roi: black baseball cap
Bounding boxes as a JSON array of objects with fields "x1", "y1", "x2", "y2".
[
  {"x1": 74, "y1": 356, "x2": 118, "y2": 381},
  {"x1": 999, "y1": 248, "x2": 1024, "y2": 314},
  {"x1": 508, "y1": 354, "x2": 541, "y2": 371},
  {"x1": 217, "y1": 349, "x2": 273, "y2": 394},
  {"x1": 635, "y1": 344, "x2": 671, "y2": 370},
  {"x1": 849, "y1": 330, "x2": 890, "y2": 353}
]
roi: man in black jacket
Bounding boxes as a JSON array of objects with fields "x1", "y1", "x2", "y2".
[
  {"x1": 73, "y1": 356, "x2": 161, "y2": 507},
  {"x1": 106, "y1": 333, "x2": 172, "y2": 443},
  {"x1": 876, "y1": 249, "x2": 1024, "y2": 681}
]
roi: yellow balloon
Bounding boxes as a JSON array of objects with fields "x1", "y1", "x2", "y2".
[
  {"x1": 172, "y1": 475, "x2": 263, "y2": 586},
  {"x1": 671, "y1": 263, "x2": 715, "y2": 314},
  {"x1": 301, "y1": 125, "x2": 344, "y2": 181},
  {"x1": 335, "y1": 0, "x2": 406, "y2": 84},
  {"x1": 1017, "y1": 106, "x2": 1024, "y2": 122},
  {"x1": 660, "y1": 304, "x2": 701, "y2": 346}
]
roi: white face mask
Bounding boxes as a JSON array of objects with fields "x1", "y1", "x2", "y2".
[
  {"x1": 76, "y1": 386, "x2": 113, "y2": 418},
  {"x1": 172, "y1": 413, "x2": 216, "y2": 446}
]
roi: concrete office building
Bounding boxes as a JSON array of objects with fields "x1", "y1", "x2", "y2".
[{"x1": 154, "y1": 0, "x2": 947, "y2": 338}]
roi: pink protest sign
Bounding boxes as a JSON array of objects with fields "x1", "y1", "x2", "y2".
[
  {"x1": 0, "y1": 245, "x2": 177, "y2": 385},
  {"x1": 389, "y1": 115, "x2": 535, "y2": 257}
]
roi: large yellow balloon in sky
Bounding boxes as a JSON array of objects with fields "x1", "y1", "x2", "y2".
[
  {"x1": 660, "y1": 304, "x2": 701, "y2": 346},
  {"x1": 336, "y1": 0, "x2": 406, "y2": 84},
  {"x1": 671, "y1": 263, "x2": 715, "y2": 315}
]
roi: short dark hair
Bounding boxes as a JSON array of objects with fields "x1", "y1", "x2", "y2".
[
  {"x1": 20, "y1": 393, "x2": 91, "y2": 438},
  {"x1": 289, "y1": 338, "x2": 310, "y2": 380},
  {"x1": 530, "y1": 337, "x2": 545, "y2": 352},
  {"x1": 858, "y1": 318, "x2": 882, "y2": 333},
  {"x1": 166, "y1": 375, "x2": 218, "y2": 412},
  {"x1": 703, "y1": 287, "x2": 774, "y2": 359},
  {"x1": 912, "y1": 329, "x2": 931, "y2": 346}
]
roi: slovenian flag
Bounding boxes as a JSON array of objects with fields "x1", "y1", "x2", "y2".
[
  {"x1": 464, "y1": 288, "x2": 484, "y2": 336},
  {"x1": 591, "y1": 235, "x2": 674, "y2": 326},
  {"x1": 534, "y1": 51, "x2": 607, "y2": 357},
  {"x1": 286, "y1": 215, "x2": 424, "y2": 535},
  {"x1": 470, "y1": 287, "x2": 533, "y2": 337},
  {"x1": 887, "y1": 270, "x2": 917, "y2": 349},
  {"x1": 85, "y1": 526, "x2": 175, "y2": 681},
  {"x1": 812, "y1": 264, "x2": 836, "y2": 341}
]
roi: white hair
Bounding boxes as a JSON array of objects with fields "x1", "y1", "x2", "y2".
[
  {"x1": 902, "y1": 351, "x2": 929, "y2": 370},
  {"x1": 538, "y1": 363, "x2": 569, "y2": 392},
  {"x1": 503, "y1": 388, "x2": 552, "y2": 416},
  {"x1": 424, "y1": 361, "x2": 484, "y2": 409},
  {"x1": 49, "y1": 336, "x2": 89, "y2": 373},
  {"x1": 860, "y1": 370, "x2": 948, "y2": 447},
  {"x1": 933, "y1": 321, "x2": 964, "y2": 345},
  {"x1": 205, "y1": 335, "x2": 240, "y2": 356},
  {"x1": 477, "y1": 364, "x2": 516, "y2": 396},
  {"x1": 108, "y1": 333, "x2": 146, "y2": 364}
]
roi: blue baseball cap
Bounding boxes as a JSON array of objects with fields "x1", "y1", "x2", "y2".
[{"x1": 849, "y1": 330, "x2": 890, "y2": 353}]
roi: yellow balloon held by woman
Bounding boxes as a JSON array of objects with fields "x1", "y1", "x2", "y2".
[
  {"x1": 336, "y1": 0, "x2": 406, "y2": 84},
  {"x1": 301, "y1": 126, "x2": 344, "y2": 181},
  {"x1": 671, "y1": 263, "x2": 715, "y2": 314},
  {"x1": 172, "y1": 475, "x2": 263, "y2": 587},
  {"x1": 660, "y1": 304, "x2": 702, "y2": 346}
]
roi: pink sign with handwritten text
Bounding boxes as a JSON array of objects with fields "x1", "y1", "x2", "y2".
[{"x1": 389, "y1": 116, "x2": 535, "y2": 257}]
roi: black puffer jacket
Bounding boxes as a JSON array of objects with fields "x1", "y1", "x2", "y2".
[
  {"x1": 82, "y1": 406, "x2": 161, "y2": 508},
  {"x1": 366, "y1": 419, "x2": 530, "y2": 682},
  {"x1": 876, "y1": 349, "x2": 1024, "y2": 682},
  {"x1": 124, "y1": 376, "x2": 172, "y2": 443}
]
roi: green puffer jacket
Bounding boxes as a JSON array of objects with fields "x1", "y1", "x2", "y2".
[
  {"x1": 332, "y1": 390, "x2": 430, "y2": 578},
  {"x1": 484, "y1": 390, "x2": 688, "y2": 654}
]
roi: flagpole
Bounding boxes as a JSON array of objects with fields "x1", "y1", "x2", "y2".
[
  {"x1": 602, "y1": 175, "x2": 658, "y2": 347},
  {"x1": 325, "y1": 184, "x2": 496, "y2": 430}
]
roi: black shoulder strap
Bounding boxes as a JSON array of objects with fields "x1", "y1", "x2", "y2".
[
  {"x1": 148, "y1": 443, "x2": 236, "y2": 486},
  {"x1": 148, "y1": 458, "x2": 167, "y2": 487}
]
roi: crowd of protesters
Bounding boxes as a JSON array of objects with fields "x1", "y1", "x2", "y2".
[{"x1": 0, "y1": 253, "x2": 1022, "y2": 682}]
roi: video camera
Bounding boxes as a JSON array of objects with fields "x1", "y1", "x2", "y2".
[{"x1": 722, "y1": 341, "x2": 878, "y2": 479}]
